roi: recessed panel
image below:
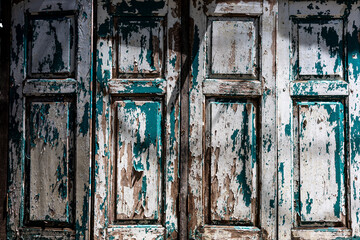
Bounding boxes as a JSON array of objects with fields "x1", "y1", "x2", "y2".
[
  {"x1": 29, "y1": 15, "x2": 75, "y2": 76},
  {"x1": 28, "y1": 101, "x2": 74, "y2": 224},
  {"x1": 297, "y1": 102, "x2": 346, "y2": 224},
  {"x1": 209, "y1": 101, "x2": 257, "y2": 223},
  {"x1": 295, "y1": 20, "x2": 344, "y2": 79},
  {"x1": 210, "y1": 18, "x2": 258, "y2": 78},
  {"x1": 116, "y1": 18, "x2": 164, "y2": 77},
  {"x1": 115, "y1": 100, "x2": 162, "y2": 221}
]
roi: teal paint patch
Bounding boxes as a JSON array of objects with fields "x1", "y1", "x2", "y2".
[
  {"x1": 235, "y1": 104, "x2": 253, "y2": 207},
  {"x1": 121, "y1": 101, "x2": 162, "y2": 170},
  {"x1": 305, "y1": 192, "x2": 313, "y2": 214},
  {"x1": 230, "y1": 129, "x2": 240, "y2": 152},
  {"x1": 285, "y1": 123, "x2": 291, "y2": 137},
  {"x1": 169, "y1": 55, "x2": 177, "y2": 68},
  {"x1": 191, "y1": 26, "x2": 200, "y2": 88},
  {"x1": 79, "y1": 102, "x2": 89, "y2": 136},
  {"x1": 98, "y1": 18, "x2": 110, "y2": 37},
  {"x1": 116, "y1": 79, "x2": 165, "y2": 94},
  {"x1": 279, "y1": 162, "x2": 284, "y2": 186}
]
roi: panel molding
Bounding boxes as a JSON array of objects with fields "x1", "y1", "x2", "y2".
[
  {"x1": 204, "y1": 98, "x2": 259, "y2": 226},
  {"x1": 293, "y1": 101, "x2": 347, "y2": 227},
  {"x1": 26, "y1": 11, "x2": 76, "y2": 79},
  {"x1": 24, "y1": 97, "x2": 76, "y2": 228},
  {"x1": 113, "y1": 16, "x2": 165, "y2": 79},
  {"x1": 109, "y1": 97, "x2": 164, "y2": 225},
  {"x1": 206, "y1": 16, "x2": 260, "y2": 80},
  {"x1": 291, "y1": 17, "x2": 346, "y2": 81}
]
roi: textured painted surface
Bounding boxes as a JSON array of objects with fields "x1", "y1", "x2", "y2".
[
  {"x1": 8, "y1": 0, "x2": 92, "y2": 238},
  {"x1": 115, "y1": 100, "x2": 162, "y2": 221},
  {"x1": 208, "y1": 101, "x2": 257, "y2": 223},
  {"x1": 189, "y1": 0, "x2": 277, "y2": 239},
  {"x1": 278, "y1": 0, "x2": 360, "y2": 239},
  {"x1": 95, "y1": 0, "x2": 180, "y2": 239},
  {"x1": 28, "y1": 101, "x2": 73, "y2": 223},
  {"x1": 116, "y1": 18, "x2": 163, "y2": 77},
  {"x1": 297, "y1": 20, "x2": 343, "y2": 79},
  {"x1": 30, "y1": 16, "x2": 74, "y2": 76},
  {"x1": 210, "y1": 18, "x2": 258, "y2": 78},
  {"x1": 297, "y1": 102, "x2": 345, "y2": 223}
]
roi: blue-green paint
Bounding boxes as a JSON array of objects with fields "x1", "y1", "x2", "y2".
[
  {"x1": 305, "y1": 192, "x2": 313, "y2": 214},
  {"x1": 79, "y1": 102, "x2": 89, "y2": 136},
  {"x1": 191, "y1": 26, "x2": 200, "y2": 88}
]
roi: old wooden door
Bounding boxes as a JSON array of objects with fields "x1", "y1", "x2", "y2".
[
  {"x1": 94, "y1": 0, "x2": 181, "y2": 239},
  {"x1": 188, "y1": 1, "x2": 277, "y2": 239},
  {"x1": 278, "y1": 0, "x2": 360, "y2": 239},
  {"x1": 8, "y1": 0, "x2": 92, "y2": 238}
]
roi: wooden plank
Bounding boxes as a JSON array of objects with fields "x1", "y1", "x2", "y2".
[
  {"x1": 19, "y1": 228, "x2": 75, "y2": 239},
  {"x1": 277, "y1": 0, "x2": 293, "y2": 238},
  {"x1": 27, "y1": 101, "x2": 74, "y2": 224},
  {"x1": 108, "y1": 79, "x2": 166, "y2": 95},
  {"x1": 205, "y1": 1, "x2": 263, "y2": 16},
  {"x1": 290, "y1": 81, "x2": 348, "y2": 96},
  {"x1": 108, "y1": 225, "x2": 165, "y2": 239},
  {"x1": 289, "y1": 1, "x2": 346, "y2": 17},
  {"x1": 207, "y1": 101, "x2": 257, "y2": 224},
  {"x1": 179, "y1": 0, "x2": 189, "y2": 239},
  {"x1": 203, "y1": 79, "x2": 261, "y2": 96},
  {"x1": 292, "y1": 227, "x2": 351, "y2": 240},
  {"x1": 296, "y1": 102, "x2": 346, "y2": 224},
  {"x1": 347, "y1": 2, "x2": 360, "y2": 237},
  {"x1": 202, "y1": 226, "x2": 261, "y2": 240},
  {"x1": 114, "y1": 100, "x2": 162, "y2": 221},
  {"x1": 23, "y1": 79, "x2": 77, "y2": 95}
]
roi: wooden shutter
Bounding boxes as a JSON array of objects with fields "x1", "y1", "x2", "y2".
[
  {"x1": 93, "y1": 0, "x2": 181, "y2": 239},
  {"x1": 278, "y1": 0, "x2": 360, "y2": 238},
  {"x1": 8, "y1": 0, "x2": 92, "y2": 238},
  {"x1": 188, "y1": 1, "x2": 277, "y2": 239}
]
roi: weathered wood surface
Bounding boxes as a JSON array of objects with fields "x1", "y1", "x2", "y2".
[
  {"x1": 8, "y1": 0, "x2": 92, "y2": 238},
  {"x1": 0, "y1": 0, "x2": 10, "y2": 238},
  {"x1": 94, "y1": 0, "x2": 181, "y2": 239},
  {"x1": 296, "y1": 102, "x2": 345, "y2": 224},
  {"x1": 114, "y1": 100, "x2": 162, "y2": 221},
  {"x1": 28, "y1": 101, "x2": 74, "y2": 223},
  {"x1": 210, "y1": 18, "x2": 258, "y2": 78},
  {"x1": 296, "y1": 20, "x2": 343, "y2": 79},
  {"x1": 189, "y1": 0, "x2": 277, "y2": 239},
  {"x1": 278, "y1": 0, "x2": 360, "y2": 239},
  {"x1": 115, "y1": 18, "x2": 164, "y2": 77},
  {"x1": 29, "y1": 16, "x2": 75, "y2": 76},
  {"x1": 208, "y1": 101, "x2": 257, "y2": 223}
]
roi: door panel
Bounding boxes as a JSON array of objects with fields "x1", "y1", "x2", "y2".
[
  {"x1": 188, "y1": 1, "x2": 277, "y2": 239},
  {"x1": 94, "y1": 0, "x2": 181, "y2": 239},
  {"x1": 206, "y1": 100, "x2": 257, "y2": 224},
  {"x1": 8, "y1": 0, "x2": 92, "y2": 238},
  {"x1": 278, "y1": 0, "x2": 360, "y2": 239}
]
